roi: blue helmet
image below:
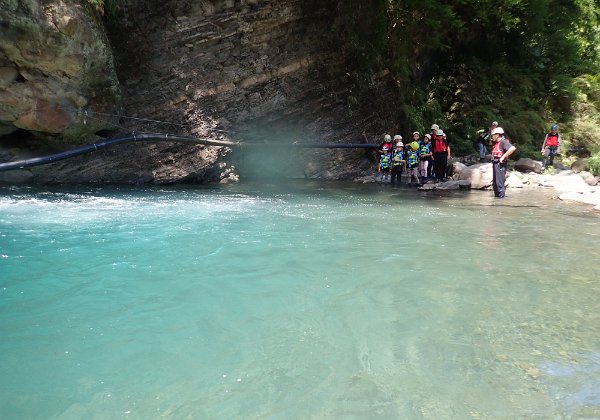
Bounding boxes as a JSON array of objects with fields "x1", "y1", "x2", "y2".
[{"x1": 551, "y1": 124, "x2": 558, "y2": 131}]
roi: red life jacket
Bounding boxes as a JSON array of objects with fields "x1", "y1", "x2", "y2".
[
  {"x1": 492, "y1": 141, "x2": 504, "y2": 158},
  {"x1": 433, "y1": 136, "x2": 447, "y2": 153},
  {"x1": 545, "y1": 132, "x2": 559, "y2": 147}
]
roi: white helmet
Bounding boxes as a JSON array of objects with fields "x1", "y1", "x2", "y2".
[
  {"x1": 393, "y1": 134, "x2": 402, "y2": 141},
  {"x1": 491, "y1": 127, "x2": 505, "y2": 136},
  {"x1": 430, "y1": 124, "x2": 439, "y2": 131},
  {"x1": 384, "y1": 134, "x2": 392, "y2": 141}
]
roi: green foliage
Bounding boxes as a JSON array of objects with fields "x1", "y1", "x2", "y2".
[
  {"x1": 569, "y1": 73, "x2": 600, "y2": 151},
  {"x1": 588, "y1": 152, "x2": 600, "y2": 176},
  {"x1": 335, "y1": 0, "x2": 600, "y2": 159}
]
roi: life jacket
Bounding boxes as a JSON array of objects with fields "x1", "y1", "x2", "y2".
[
  {"x1": 433, "y1": 136, "x2": 447, "y2": 153},
  {"x1": 379, "y1": 153, "x2": 391, "y2": 170},
  {"x1": 392, "y1": 150, "x2": 404, "y2": 167},
  {"x1": 407, "y1": 149, "x2": 419, "y2": 167},
  {"x1": 419, "y1": 143, "x2": 431, "y2": 157},
  {"x1": 545, "y1": 132, "x2": 559, "y2": 147},
  {"x1": 492, "y1": 140, "x2": 504, "y2": 158}
]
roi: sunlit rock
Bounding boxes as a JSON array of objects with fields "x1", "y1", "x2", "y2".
[
  {"x1": 571, "y1": 158, "x2": 589, "y2": 174},
  {"x1": 0, "y1": 0, "x2": 121, "y2": 143},
  {"x1": 558, "y1": 190, "x2": 600, "y2": 208},
  {"x1": 455, "y1": 163, "x2": 492, "y2": 189},
  {"x1": 506, "y1": 173, "x2": 524, "y2": 188}
]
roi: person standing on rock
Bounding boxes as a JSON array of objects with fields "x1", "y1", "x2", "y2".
[
  {"x1": 406, "y1": 141, "x2": 420, "y2": 185},
  {"x1": 418, "y1": 134, "x2": 432, "y2": 184},
  {"x1": 390, "y1": 141, "x2": 406, "y2": 186},
  {"x1": 428, "y1": 124, "x2": 439, "y2": 178},
  {"x1": 490, "y1": 126, "x2": 516, "y2": 198},
  {"x1": 476, "y1": 121, "x2": 497, "y2": 162},
  {"x1": 488, "y1": 121, "x2": 498, "y2": 140},
  {"x1": 541, "y1": 124, "x2": 561, "y2": 170},
  {"x1": 432, "y1": 129, "x2": 450, "y2": 182},
  {"x1": 377, "y1": 134, "x2": 394, "y2": 155},
  {"x1": 377, "y1": 146, "x2": 392, "y2": 183}
]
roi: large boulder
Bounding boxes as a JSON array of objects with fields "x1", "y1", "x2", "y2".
[
  {"x1": 455, "y1": 162, "x2": 493, "y2": 189},
  {"x1": 571, "y1": 158, "x2": 589, "y2": 174},
  {"x1": 505, "y1": 173, "x2": 524, "y2": 188},
  {"x1": 514, "y1": 158, "x2": 542, "y2": 173},
  {"x1": 450, "y1": 161, "x2": 467, "y2": 176},
  {"x1": 0, "y1": 0, "x2": 121, "y2": 143}
]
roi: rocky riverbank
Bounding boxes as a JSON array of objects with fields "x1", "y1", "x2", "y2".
[{"x1": 355, "y1": 156, "x2": 600, "y2": 211}]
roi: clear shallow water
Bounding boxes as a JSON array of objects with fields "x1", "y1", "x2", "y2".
[{"x1": 1, "y1": 182, "x2": 599, "y2": 419}]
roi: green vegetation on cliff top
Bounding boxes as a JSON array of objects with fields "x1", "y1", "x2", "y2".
[{"x1": 335, "y1": 0, "x2": 600, "y2": 169}]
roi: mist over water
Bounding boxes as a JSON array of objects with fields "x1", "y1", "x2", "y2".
[{"x1": 1, "y1": 182, "x2": 599, "y2": 418}]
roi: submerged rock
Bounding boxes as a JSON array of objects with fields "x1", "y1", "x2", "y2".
[
  {"x1": 418, "y1": 180, "x2": 470, "y2": 190},
  {"x1": 558, "y1": 191, "x2": 600, "y2": 210}
]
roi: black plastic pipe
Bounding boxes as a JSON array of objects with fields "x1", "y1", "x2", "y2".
[{"x1": 0, "y1": 132, "x2": 378, "y2": 172}]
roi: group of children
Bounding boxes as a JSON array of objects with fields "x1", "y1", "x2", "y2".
[{"x1": 376, "y1": 128, "x2": 446, "y2": 186}]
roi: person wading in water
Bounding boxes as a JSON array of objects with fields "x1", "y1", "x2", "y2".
[{"x1": 490, "y1": 126, "x2": 516, "y2": 198}]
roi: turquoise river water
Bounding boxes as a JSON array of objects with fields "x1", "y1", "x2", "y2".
[{"x1": 1, "y1": 182, "x2": 599, "y2": 419}]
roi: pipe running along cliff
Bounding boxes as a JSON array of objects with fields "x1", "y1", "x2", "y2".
[{"x1": 0, "y1": 132, "x2": 378, "y2": 172}]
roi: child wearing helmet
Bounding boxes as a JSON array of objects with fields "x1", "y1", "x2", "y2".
[
  {"x1": 540, "y1": 124, "x2": 561, "y2": 170},
  {"x1": 378, "y1": 134, "x2": 394, "y2": 155},
  {"x1": 390, "y1": 141, "x2": 406, "y2": 186},
  {"x1": 418, "y1": 134, "x2": 433, "y2": 184},
  {"x1": 406, "y1": 141, "x2": 420, "y2": 185},
  {"x1": 377, "y1": 145, "x2": 392, "y2": 183}
]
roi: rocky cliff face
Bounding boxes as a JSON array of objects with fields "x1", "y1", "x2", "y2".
[
  {"x1": 0, "y1": 0, "x2": 120, "y2": 140},
  {"x1": 1, "y1": 0, "x2": 385, "y2": 184},
  {"x1": 106, "y1": 0, "x2": 379, "y2": 183}
]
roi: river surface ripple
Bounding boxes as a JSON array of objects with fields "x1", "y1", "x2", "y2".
[{"x1": 0, "y1": 182, "x2": 599, "y2": 418}]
